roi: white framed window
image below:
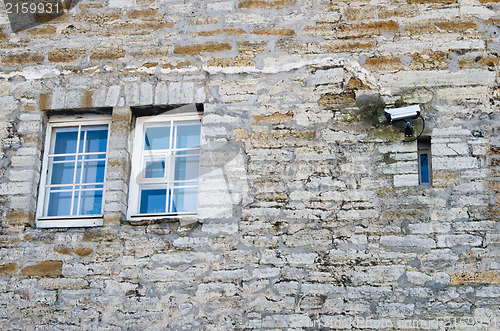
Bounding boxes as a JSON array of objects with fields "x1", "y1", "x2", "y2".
[
  {"x1": 127, "y1": 111, "x2": 202, "y2": 220},
  {"x1": 36, "y1": 115, "x2": 111, "y2": 228}
]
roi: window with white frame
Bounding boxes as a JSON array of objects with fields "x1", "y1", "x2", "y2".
[
  {"x1": 36, "y1": 116, "x2": 110, "y2": 228},
  {"x1": 127, "y1": 110, "x2": 202, "y2": 220}
]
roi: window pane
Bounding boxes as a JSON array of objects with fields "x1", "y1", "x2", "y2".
[
  {"x1": 53, "y1": 155, "x2": 75, "y2": 162},
  {"x1": 49, "y1": 186, "x2": 71, "y2": 191},
  {"x1": 175, "y1": 150, "x2": 200, "y2": 156},
  {"x1": 81, "y1": 160, "x2": 106, "y2": 183},
  {"x1": 171, "y1": 187, "x2": 197, "y2": 213},
  {"x1": 50, "y1": 161, "x2": 75, "y2": 185},
  {"x1": 85, "y1": 154, "x2": 106, "y2": 160},
  {"x1": 79, "y1": 190, "x2": 103, "y2": 215},
  {"x1": 420, "y1": 154, "x2": 429, "y2": 183},
  {"x1": 145, "y1": 160, "x2": 165, "y2": 179},
  {"x1": 174, "y1": 155, "x2": 199, "y2": 181},
  {"x1": 140, "y1": 189, "x2": 167, "y2": 214},
  {"x1": 145, "y1": 126, "x2": 170, "y2": 150},
  {"x1": 47, "y1": 191, "x2": 72, "y2": 216},
  {"x1": 84, "y1": 126, "x2": 108, "y2": 153},
  {"x1": 175, "y1": 122, "x2": 200, "y2": 149},
  {"x1": 53, "y1": 129, "x2": 78, "y2": 154}
]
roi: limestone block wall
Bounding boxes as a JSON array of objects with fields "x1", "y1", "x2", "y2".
[{"x1": 0, "y1": 0, "x2": 499, "y2": 329}]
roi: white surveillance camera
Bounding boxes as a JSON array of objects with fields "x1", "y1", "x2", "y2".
[{"x1": 384, "y1": 105, "x2": 421, "y2": 123}]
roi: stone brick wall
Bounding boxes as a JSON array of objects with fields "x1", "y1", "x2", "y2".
[{"x1": 0, "y1": 0, "x2": 499, "y2": 329}]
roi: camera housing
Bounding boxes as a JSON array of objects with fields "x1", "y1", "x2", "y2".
[{"x1": 384, "y1": 105, "x2": 421, "y2": 123}]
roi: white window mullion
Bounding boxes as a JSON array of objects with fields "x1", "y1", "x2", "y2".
[
  {"x1": 169, "y1": 121, "x2": 176, "y2": 213},
  {"x1": 69, "y1": 125, "x2": 82, "y2": 216},
  {"x1": 48, "y1": 151, "x2": 106, "y2": 158},
  {"x1": 166, "y1": 151, "x2": 171, "y2": 213},
  {"x1": 43, "y1": 187, "x2": 51, "y2": 219},
  {"x1": 76, "y1": 128, "x2": 89, "y2": 215},
  {"x1": 170, "y1": 120, "x2": 174, "y2": 150}
]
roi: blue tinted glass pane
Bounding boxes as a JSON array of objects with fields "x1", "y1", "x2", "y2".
[
  {"x1": 173, "y1": 182, "x2": 198, "y2": 187},
  {"x1": 49, "y1": 186, "x2": 70, "y2": 191},
  {"x1": 53, "y1": 129, "x2": 78, "y2": 154},
  {"x1": 85, "y1": 154, "x2": 106, "y2": 160},
  {"x1": 47, "y1": 191, "x2": 72, "y2": 216},
  {"x1": 72, "y1": 192, "x2": 79, "y2": 215},
  {"x1": 79, "y1": 190, "x2": 103, "y2": 215},
  {"x1": 81, "y1": 160, "x2": 106, "y2": 183},
  {"x1": 76, "y1": 159, "x2": 82, "y2": 184},
  {"x1": 84, "y1": 127, "x2": 108, "y2": 153},
  {"x1": 145, "y1": 126, "x2": 170, "y2": 150},
  {"x1": 174, "y1": 156, "x2": 199, "y2": 181},
  {"x1": 54, "y1": 156, "x2": 75, "y2": 162},
  {"x1": 171, "y1": 187, "x2": 197, "y2": 213},
  {"x1": 175, "y1": 150, "x2": 200, "y2": 156},
  {"x1": 50, "y1": 161, "x2": 75, "y2": 185},
  {"x1": 175, "y1": 122, "x2": 200, "y2": 149},
  {"x1": 145, "y1": 160, "x2": 165, "y2": 178},
  {"x1": 420, "y1": 154, "x2": 429, "y2": 183},
  {"x1": 140, "y1": 189, "x2": 167, "y2": 214}
]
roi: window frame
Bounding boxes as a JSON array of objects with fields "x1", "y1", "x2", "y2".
[
  {"x1": 36, "y1": 115, "x2": 111, "y2": 228},
  {"x1": 127, "y1": 111, "x2": 202, "y2": 221},
  {"x1": 417, "y1": 139, "x2": 432, "y2": 186}
]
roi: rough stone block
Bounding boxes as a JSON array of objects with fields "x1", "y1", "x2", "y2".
[
  {"x1": 38, "y1": 278, "x2": 90, "y2": 290},
  {"x1": 109, "y1": 0, "x2": 134, "y2": 7},
  {"x1": 154, "y1": 82, "x2": 168, "y2": 105},
  {"x1": 476, "y1": 286, "x2": 500, "y2": 298},
  {"x1": 433, "y1": 157, "x2": 479, "y2": 170},
  {"x1": 65, "y1": 91, "x2": 82, "y2": 109},
  {"x1": 173, "y1": 42, "x2": 232, "y2": 55},
  {"x1": 51, "y1": 88, "x2": 65, "y2": 109},
  {"x1": 90, "y1": 47, "x2": 125, "y2": 61},
  {"x1": 124, "y1": 83, "x2": 140, "y2": 106},
  {"x1": 194, "y1": 86, "x2": 206, "y2": 103},
  {"x1": 261, "y1": 314, "x2": 312, "y2": 328},
  {"x1": 0, "y1": 182, "x2": 34, "y2": 195},
  {"x1": 168, "y1": 82, "x2": 181, "y2": 104},
  {"x1": 21, "y1": 261, "x2": 63, "y2": 278},
  {"x1": 17, "y1": 121, "x2": 41, "y2": 134},
  {"x1": 201, "y1": 222, "x2": 238, "y2": 235},
  {"x1": 451, "y1": 271, "x2": 500, "y2": 285},
  {"x1": 379, "y1": 70, "x2": 496, "y2": 90},
  {"x1": 432, "y1": 143, "x2": 469, "y2": 156},
  {"x1": 380, "y1": 236, "x2": 436, "y2": 252},
  {"x1": 111, "y1": 106, "x2": 132, "y2": 124},
  {"x1": 378, "y1": 143, "x2": 416, "y2": 153},
  {"x1": 180, "y1": 82, "x2": 194, "y2": 103},
  {"x1": 436, "y1": 235, "x2": 483, "y2": 247},
  {"x1": 93, "y1": 88, "x2": 107, "y2": 108},
  {"x1": 394, "y1": 174, "x2": 419, "y2": 187},
  {"x1": 308, "y1": 68, "x2": 344, "y2": 85},
  {"x1": 140, "y1": 82, "x2": 153, "y2": 105},
  {"x1": 432, "y1": 127, "x2": 471, "y2": 136},
  {"x1": 105, "y1": 86, "x2": 121, "y2": 107}
]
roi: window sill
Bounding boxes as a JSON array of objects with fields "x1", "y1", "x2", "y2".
[
  {"x1": 127, "y1": 213, "x2": 198, "y2": 226},
  {"x1": 36, "y1": 216, "x2": 103, "y2": 228}
]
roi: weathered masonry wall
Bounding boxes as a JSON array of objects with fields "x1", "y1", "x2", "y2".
[{"x1": 0, "y1": 0, "x2": 499, "y2": 329}]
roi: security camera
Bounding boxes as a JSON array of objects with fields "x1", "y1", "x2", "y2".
[
  {"x1": 384, "y1": 105, "x2": 421, "y2": 123},
  {"x1": 383, "y1": 104, "x2": 425, "y2": 140}
]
